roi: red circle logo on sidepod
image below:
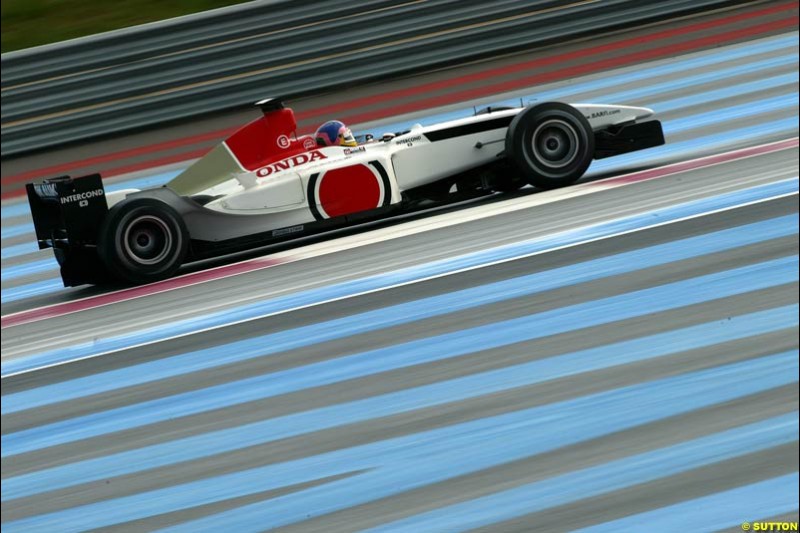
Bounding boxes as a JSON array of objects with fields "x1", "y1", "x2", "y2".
[{"x1": 317, "y1": 164, "x2": 384, "y2": 218}]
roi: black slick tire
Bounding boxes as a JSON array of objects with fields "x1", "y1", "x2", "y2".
[
  {"x1": 506, "y1": 102, "x2": 594, "y2": 189},
  {"x1": 98, "y1": 198, "x2": 188, "y2": 284}
]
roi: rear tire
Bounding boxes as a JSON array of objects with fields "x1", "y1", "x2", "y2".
[
  {"x1": 98, "y1": 198, "x2": 188, "y2": 284},
  {"x1": 506, "y1": 102, "x2": 594, "y2": 189}
]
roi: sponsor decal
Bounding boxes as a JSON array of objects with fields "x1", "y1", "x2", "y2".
[
  {"x1": 344, "y1": 146, "x2": 367, "y2": 155},
  {"x1": 272, "y1": 224, "x2": 304, "y2": 237},
  {"x1": 256, "y1": 150, "x2": 328, "y2": 177},
  {"x1": 59, "y1": 189, "x2": 104, "y2": 205},
  {"x1": 585, "y1": 109, "x2": 622, "y2": 120},
  {"x1": 34, "y1": 182, "x2": 60, "y2": 199},
  {"x1": 276, "y1": 134, "x2": 291, "y2": 149},
  {"x1": 303, "y1": 137, "x2": 317, "y2": 150},
  {"x1": 395, "y1": 134, "x2": 423, "y2": 145}
]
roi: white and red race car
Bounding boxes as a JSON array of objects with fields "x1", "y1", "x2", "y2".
[{"x1": 27, "y1": 98, "x2": 664, "y2": 286}]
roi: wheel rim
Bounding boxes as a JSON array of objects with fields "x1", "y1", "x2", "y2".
[
  {"x1": 531, "y1": 119, "x2": 580, "y2": 170},
  {"x1": 123, "y1": 215, "x2": 173, "y2": 265}
]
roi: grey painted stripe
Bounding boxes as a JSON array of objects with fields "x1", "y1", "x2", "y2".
[
  {"x1": 4, "y1": 283, "x2": 794, "y2": 482},
  {"x1": 3, "y1": 234, "x2": 796, "y2": 436},
  {"x1": 5, "y1": 326, "x2": 796, "y2": 518},
  {"x1": 108, "y1": 388, "x2": 800, "y2": 532},
  {"x1": 4, "y1": 237, "x2": 795, "y2": 470},
  {"x1": 6, "y1": 189, "x2": 796, "y2": 392},
  {"x1": 93, "y1": 470, "x2": 369, "y2": 533},
  {"x1": 473, "y1": 443, "x2": 799, "y2": 533}
]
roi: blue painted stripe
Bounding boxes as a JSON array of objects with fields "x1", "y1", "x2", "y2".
[
  {"x1": 4, "y1": 295, "x2": 795, "y2": 464},
  {"x1": 1, "y1": 205, "x2": 29, "y2": 221},
  {"x1": 105, "y1": 169, "x2": 183, "y2": 194},
  {"x1": 361, "y1": 415, "x2": 800, "y2": 533},
  {"x1": 367, "y1": 73, "x2": 798, "y2": 153},
  {"x1": 1, "y1": 208, "x2": 29, "y2": 222},
  {"x1": 0, "y1": 224, "x2": 33, "y2": 240},
  {"x1": 2, "y1": 177, "x2": 796, "y2": 377},
  {"x1": 0, "y1": 240, "x2": 39, "y2": 260},
  {"x1": 576, "y1": 474, "x2": 800, "y2": 533},
  {"x1": 663, "y1": 93, "x2": 799, "y2": 134},
  {"x1": 1, "y1": 256, "x2": 57, "y2": 281},
  {"x1": 586, "y1": 117, "x2": 798, "y2": 176},
  {"x1": 0, "y1": 170, "x2": 183, "y2": 241},
  {"x1": 0, "y1": 278, "x2": 63, "y2": 303},
  {"x1": 0, "y1": 169, "x2": 184, "y2": 221},
  {"x1": 5, "y1": 353, "x2": 796, "y2": 531},
  {"x1": 367, "y1": 34, "x2": 798, "y2": 133},
  {"x1": 569, "y1": 56, "x2": 798, "y2": 106},
  {"x1": 654, "y1": 72, "x2": 798, "y2": 114},
  {"x1": 4, "y1": 212, "x2": 795, "y2": 416},
  {"x1": 2, "y1": 256, "x2": 797, "y2": 496}
]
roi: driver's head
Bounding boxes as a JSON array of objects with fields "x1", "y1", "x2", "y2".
[{"x1": 315, "y1": 120, "x2": 357, "y2": 147}]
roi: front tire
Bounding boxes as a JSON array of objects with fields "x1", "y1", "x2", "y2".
[
  {"x1": 506, "y1": 102, "x2": 594, "y2": 189},
  {"x1": 98, "y1": 198, "x2": 188, "y2": 284}
]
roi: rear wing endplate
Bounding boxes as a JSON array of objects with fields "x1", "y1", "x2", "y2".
[{"x1": 25, "y1": 174, "x2": 108, "y2": 249}]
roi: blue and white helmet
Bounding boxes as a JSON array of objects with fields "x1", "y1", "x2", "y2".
[{"x1": 315, "y1": 120, "x2": 357, "y2": 147}]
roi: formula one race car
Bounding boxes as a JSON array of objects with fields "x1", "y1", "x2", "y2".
[{"x1": 27, "y1": 98, "x2": 664, "y2": 286}]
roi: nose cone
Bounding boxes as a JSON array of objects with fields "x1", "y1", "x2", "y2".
[
  {"x1": 624, "y1": 105, "x2": 655, "y2": 120},
  {"x1": 605, "y1": 104, "x2": 656, "y2": 123},
  {"x1": 614, "y1": 105, "x2": 655, "y2": 120}
]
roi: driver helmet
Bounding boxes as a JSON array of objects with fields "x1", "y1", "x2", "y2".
[{"x1": 315, "y1": 120, "x2": 357, "y2": 147}]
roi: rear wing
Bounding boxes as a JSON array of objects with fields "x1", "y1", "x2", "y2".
[{"x1": 25, "y1": 174, "x2": 108, "y2": 249}]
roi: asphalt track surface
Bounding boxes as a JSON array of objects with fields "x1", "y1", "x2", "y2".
[{"x1": 2, "y1": 2, "x2": 799, "y2": 532}]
